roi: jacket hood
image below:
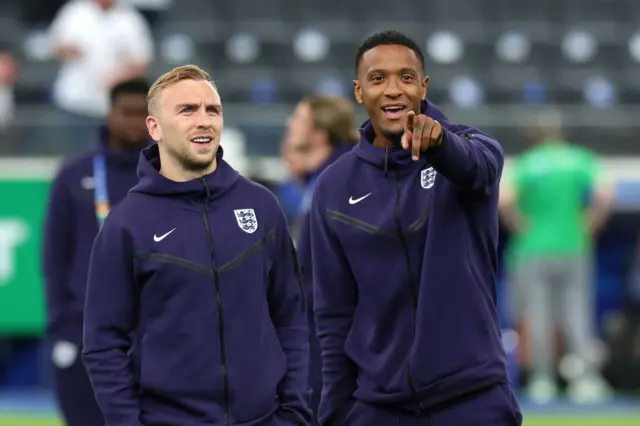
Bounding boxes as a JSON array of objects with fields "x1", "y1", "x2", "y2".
[{"x1": 131, "y1": 143, "x2": 240, "y2": 200}]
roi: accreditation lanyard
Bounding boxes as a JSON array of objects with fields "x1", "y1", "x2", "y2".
[{"x1": 93, "y1": 154, "x2": 110, "y2": 227}]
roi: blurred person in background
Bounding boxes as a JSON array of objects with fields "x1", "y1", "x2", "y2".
[
  {"x1": 118, "y1": 0, "x2": 174, "y2": 31},
  {"x1": 499, "y1": 115, "x2": 614, "y2": 404},
  {"x1": 284, "y1": 95, "x2": 358, "y2": 425},
  {"x1": 42, "y1": 79, "x2": 150, "y2": 426},
  {"x1": 48, "y1": 0, "x2": 154, "y2": 151}
]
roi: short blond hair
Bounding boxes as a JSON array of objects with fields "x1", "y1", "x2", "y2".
[
  {"x1": 307, "y1": 95, "x2": 359, "y2": 145},
  {"x1": 147, "y1": 64, "x2": 215, "y2": 115}
]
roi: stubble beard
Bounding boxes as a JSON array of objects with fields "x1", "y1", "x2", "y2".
[{"x1": 168, "y1": 142, "x2": 216, "y2": 173}]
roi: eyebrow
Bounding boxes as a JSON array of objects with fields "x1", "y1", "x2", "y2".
[
  {"x1": 175, "y1": 102, "x2": 222, "y2": 111},
  {"x1": 367, "y1": 67, "x2": 419, "y2": 76}
]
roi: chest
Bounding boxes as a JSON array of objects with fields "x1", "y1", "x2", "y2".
[
  {"x1": 133, "y1": 198, "x2": 276, "y2": 276},
  {"x1": 326, "y1": 165, "x2": 439, "y2": 252}
]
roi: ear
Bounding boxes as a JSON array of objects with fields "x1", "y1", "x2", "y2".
[
  {"x1": 353, "y1": 80, "x2": 363, "y2": 104},
  {"x1": 421, "y1": 75, "x2": 430, "y2": 100},
  {"x1": 146, "y1": 115, "x2": 162, "y2": 143}
]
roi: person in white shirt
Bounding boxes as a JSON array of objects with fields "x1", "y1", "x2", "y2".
[
  {"x1": 118, "y1": 0, "x2": 173, "y2": 30},
  {"x1": 49, "y1": 0, "x2": 154, "y2": 152}
]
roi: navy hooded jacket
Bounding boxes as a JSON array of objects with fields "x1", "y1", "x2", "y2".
[
  {"x1": 82, "y1": 144, "x2": 311, "y2": 426},
  {"x1": 310, "y1": 101, "x2": 511, "y2": 424},
  {"x1": 42, "y1": 129, "x2": 144, "y2": 343}
]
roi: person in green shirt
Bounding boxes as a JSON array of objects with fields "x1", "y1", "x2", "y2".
[{"x1": 500, "y1": 125, "x2": 614, "y2": 405}]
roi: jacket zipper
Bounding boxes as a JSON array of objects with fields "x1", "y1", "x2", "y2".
[
  {"x1": 200, "y1": 178, "x2": 231, "y2": 426},
  {"x1": 383, "y1": 148, "x2": 390, "y2": 177},
  {"x1": 393, "y1": 170, "x2": 423, "y2": 414}
]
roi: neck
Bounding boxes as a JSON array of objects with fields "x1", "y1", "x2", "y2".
[
  {"x1": 159, "y1": 155, "x2": 218, "y2": 183},
  {"x1": 373, "y1": 136, "x2": 393, "y2": 148},
  {"x1": 372, "y1": 126, "x2": 403, "y2": 149},
  {"x1": 107, "y1": 133, "x2": 121, "y2": 150},
  {"x1": 108, "y1": 137, "x2": 146, "y2": 152}
]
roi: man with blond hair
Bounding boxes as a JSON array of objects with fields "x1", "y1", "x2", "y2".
[{"x1": 83, "y1": 64, "x2": 311, "y2": 426}]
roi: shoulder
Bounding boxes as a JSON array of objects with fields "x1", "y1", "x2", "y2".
[
  {"x1": 514, "y1": 148, "x2": 538, "y2": 169},
  {"x1": 54, "y1": 0, "x2": 95, "y2": 22},
  {"x1": 114, "y1": 5, "x2": 149, "y2": 27},
  {"x1": 57, "y1": 0, "x2": 86, "y2": 14},
  {"x1": 572, "y1": 145, "x2": 596, "y2": 161},
  {"x1": 52, "y1": 150, "x2": 96, "y2": 186}
]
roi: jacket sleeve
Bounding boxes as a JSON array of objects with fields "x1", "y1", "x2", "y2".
[
  {"x1": 42, "y1": 168, "x2": 77, "y2": 340},
  {"x1": 82, "y1": 214, "x2": 142, "y2": 426},
  {"x1": 424, "y1": 127, "x2": 504, "y2": 196},
  {"x1": 310, "y1": 185, "x2": 359, "y2": 426},
  {"x1": 268, "y1": 206, "x2": 312, "y2": 425}
]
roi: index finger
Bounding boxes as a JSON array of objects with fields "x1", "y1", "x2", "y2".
[{"x1": 405, "y1": 110, "x2": 415, "y2": 132}]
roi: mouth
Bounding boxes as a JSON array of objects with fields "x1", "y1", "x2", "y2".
[
  {"x1": 381, "y1": 105, "x2": 406, "y2": 120},
  {"x1": 190, "y1": 136, "x2": 213, "y2": 146}
]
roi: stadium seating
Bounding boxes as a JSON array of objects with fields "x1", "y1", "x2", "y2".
[{"x1": 2, "y1": 0, "x2": 640, "y2": 156}]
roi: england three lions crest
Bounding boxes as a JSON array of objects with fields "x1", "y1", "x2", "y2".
[
  {"x1": 421, "y1": 167, "x2": 437, "y2": 189},
  {"x1": 234, "y1": 209, "x2": 258, "y2": 234}
]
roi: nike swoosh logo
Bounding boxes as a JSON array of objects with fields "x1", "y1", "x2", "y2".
[
  {"x1": 349, "y1": 193, "x2": 372, "y2": 205},
  {"x1": 154, "y1": 228, "x2": 176, "y2": 242}
]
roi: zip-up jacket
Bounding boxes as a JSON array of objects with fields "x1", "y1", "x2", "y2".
[
  {"x1": 83, "y1": 144, "x2": 311, "y2": 426},
  {"x1": 310, "y1": 100, "x2": 510, "y2": 425}
]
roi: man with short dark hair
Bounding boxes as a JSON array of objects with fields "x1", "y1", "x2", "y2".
[
  {"x1": 43, "y1": 78, "x2": 151, "y2": 426},
  {"x1": 310, "y1": 31, "x2": 522, "y2": 425}
]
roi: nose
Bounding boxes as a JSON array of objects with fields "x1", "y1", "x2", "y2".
[
  {"x1": 195, "y1": 110, "x2": 214, "y2": 128},
  {"x1": 383, "y1": 77, "x2": 403, "y2": 99}
]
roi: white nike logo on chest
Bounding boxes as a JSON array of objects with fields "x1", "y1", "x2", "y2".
[
  {"x1": 154, "y1": 228, "x2": 176, "y2": 242},
  {"x1": 349, "y1": 193, "x2": 372, "y2": 205}
]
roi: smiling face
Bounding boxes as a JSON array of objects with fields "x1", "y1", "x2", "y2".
[
  {"x1": 354, "y1": 44, "x2": 428, "y2": 146},
  {"x1": 146, "y1": 79, "x2": 223, "y2": 176}
]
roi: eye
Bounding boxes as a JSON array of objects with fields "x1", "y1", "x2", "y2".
[
  {"x1": 402, "y1": 74, "x2": 414, "y2": 81},
  {"x1": 207, "y1": 107, "x2": 219, "y2": 115},
  {"x1": 370, "y1": 75, "x2": 383, "y2": 83},
  {"x1": 181, "y1": 107, "x2": 193, "y2": 114}
]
